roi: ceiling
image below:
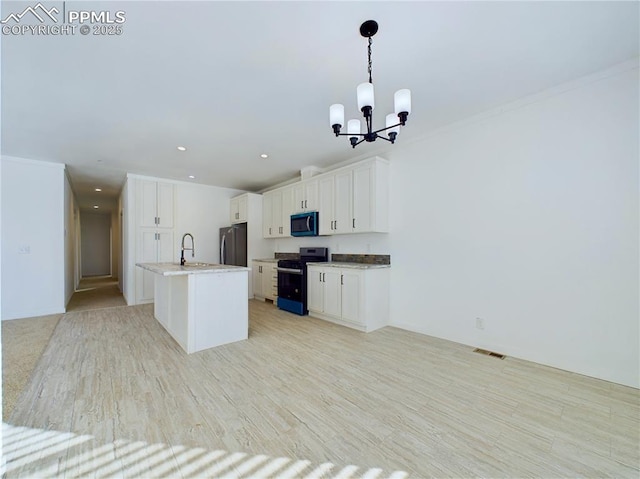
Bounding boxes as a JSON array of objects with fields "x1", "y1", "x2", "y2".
[{"x1": 2, "y1": 1, "x2": 638, "y2": 213}]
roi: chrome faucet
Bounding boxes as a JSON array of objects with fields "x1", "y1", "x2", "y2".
[{"x1": 180, "y1": 233, "x2": 195, "y2": 266}]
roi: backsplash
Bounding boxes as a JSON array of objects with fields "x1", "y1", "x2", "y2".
[
  {"x1": 331, "y1": 254, "x2": 391, "y2": 265},
  {"x1": 274, "y1": 252, "x2": 299, "y2": 260}
]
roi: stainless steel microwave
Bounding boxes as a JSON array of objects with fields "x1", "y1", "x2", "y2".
[{"x1": 291, "y1": 211, "x2": 319, "y2": 237}]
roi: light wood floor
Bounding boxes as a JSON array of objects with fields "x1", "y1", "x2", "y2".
[
  {"x1": 66, "y1": 276, "x2": 126, "y2": 312},
  {"x1": 3, "y1": 300, "x2": 639, "y2": 478}
]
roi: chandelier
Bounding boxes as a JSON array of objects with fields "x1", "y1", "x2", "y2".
[{"x1": 330, "y1": 20, "x2": 412, "y2": 148}]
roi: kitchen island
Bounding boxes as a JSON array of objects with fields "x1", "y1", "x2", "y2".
[{"x1": 136, "y1": 262, "x2": 250, "y2": 354}]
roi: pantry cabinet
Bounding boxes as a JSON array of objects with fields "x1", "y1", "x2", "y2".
[
  {"x1": 252, "y1": 260, "x2": 277, "y2": 301},
  {"x1": 307, "y1": 264, "x2": 389, "y2": 332},
  {"x1": 134, "y1": 178, "x2": 176, "y2": 303}
]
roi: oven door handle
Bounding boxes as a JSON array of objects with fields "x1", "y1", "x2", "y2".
[{"x1": 277, "y1": 267, "x2": 304, "y2": 275}]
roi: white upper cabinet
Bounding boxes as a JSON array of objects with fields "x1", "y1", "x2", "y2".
[
  {"x1": 317, "y1": 157, "x2": 389, "y2": 235},
  {"x1": 351, "y1": 159, "x2": 389, "y2": 233},
  {"x1": 230, "y1": 194, "x2": 249, "y2": 224},
  {"x1": 292, "y1": 179, "x2": 318, "y2": 214},
  {"x1": 263, "y1": 157, "x2": 389, "y2": 238},
  {"x1": 138, "y1": 179, "x2": 175, "y2": 229},
  {"x1": 262, "y1": 187, "x2": 293, "y2": 238}
]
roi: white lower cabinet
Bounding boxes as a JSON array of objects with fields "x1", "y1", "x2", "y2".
[
  {"x1": 252, "y1": 260, "x2": 277, "y2": 301},
  {"x1": 307, "y1": 265, "x2": 389, "y2": 332}
]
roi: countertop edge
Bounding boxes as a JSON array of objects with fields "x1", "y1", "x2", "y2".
[
  {"x1": 308, "y1": 262, "x2": 391, "y2": 270},
  {"x1": 137, "y1": 263, "x2": 251, "y2": 276}
]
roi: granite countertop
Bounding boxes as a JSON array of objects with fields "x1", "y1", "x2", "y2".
[
  {"x1": 137, "y1": 262, "x2": 251, "y2": 276},
  {"x1": 309, "y1": 262, "x2": 391, "y2": 270},
  {"x1": 253, "y1": 258, "x2": 279, "y2": 263}
]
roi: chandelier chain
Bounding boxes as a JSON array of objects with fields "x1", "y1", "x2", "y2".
[{"x1": 367, "y1": 37, "x2": 373, "y2": 84}]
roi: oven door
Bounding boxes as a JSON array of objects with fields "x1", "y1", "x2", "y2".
[
  {"x1": 276, "y1": 262, "x2": 306, "y2": 315},
  {"x1": 277, "y1": 267, "x2": 303, "y2": 302}
]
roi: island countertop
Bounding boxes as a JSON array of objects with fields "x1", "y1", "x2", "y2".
[{"x1": 137, "y1": 262, "x2": 251, "y2": 276}]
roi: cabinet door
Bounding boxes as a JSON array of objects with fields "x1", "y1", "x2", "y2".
[
  {"x1": 252, "y1": 261, "x2": 263, "y2": 297},
  {"x1": 262, "y1": 264, "x2": 273, "y2": 300},
  {"x1": 318, "y1": 175, "x2": 334, "y2": 235},
  {"x1": 156, "y1": 182, "x2": 174, "y2": 228},
  {"x1": 237, "y1": 195, "x2": 248, "y2": 223},
  {"x1": 138, "y1": 180, "x2": 159, "y2": 228},
  {"x1": 157, "y1": 231, "x2": 174, "y2": 263},
  {"x1": 292, "y1": 184, "x2": 305, "y2": 214},
  {"x1": 281, "y1": 187, "x2": 293, "y2": 236},
  {"x1": 334, "y1": 170, "x2": 352, "y2": 234},
  {"x1": 137, "y1": 229, "x2": 159, "y2": 301},
  {"x1": 262, "y1": 193, "x2": 274, "y2": 238},
  {"x1": 341, "y1": 270, "x2": 362, "y2": 324},
  {"x1": 230, "y1": 197, "x2": 239, "y2": 224},
  {"x1": 322, "y1": 269, "x2": 342, "y2": 318},
  {"x1": 352, "y1": 164, "x2": 373, "y2": 233},
  {"x1": 307, "y1": 267, "x2": 324, "y2": 313},
  {"x1": 304, "y1": 180, "x2": 318, "y2": 212},
  {"x1": 272, "y1": 190, "x2": 283, "y2": 236}
]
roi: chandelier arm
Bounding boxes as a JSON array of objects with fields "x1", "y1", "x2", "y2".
[
  {"x1": 352, "y1": 138, "x2": 366, "y2": 148},
  {"x1": 371, "y1": 122, "x2": 404, "y2": 135},
  {"x1": 336, "y1": 132, "x2": 366, "y2": 137}
]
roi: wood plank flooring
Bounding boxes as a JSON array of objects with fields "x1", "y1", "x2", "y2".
[{"x1": 3, "y1": 300, "x2": 639, "y2": 478}]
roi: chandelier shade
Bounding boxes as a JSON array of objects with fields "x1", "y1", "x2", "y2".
[{"x1": 329, "y1": 20, "x2": 411, "y2": 148}]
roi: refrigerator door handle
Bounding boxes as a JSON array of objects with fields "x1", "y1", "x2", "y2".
[{"x1": 220, "y1": 235, "x2": 226, "y2": 264}]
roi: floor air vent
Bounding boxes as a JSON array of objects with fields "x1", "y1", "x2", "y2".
[{"x1": 473, "y1": 348, "x2": 506, "y2": 360}]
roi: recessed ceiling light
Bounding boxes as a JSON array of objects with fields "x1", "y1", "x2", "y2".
[
  {"x1": 188, "y1": 175, "x2": 195, "y2": 179},
  {"x1": 177, "y1": 146, "x2": 187, "y2": 151},
  {"x1": 260, "y1": 153, "x2": 269, "y2": 159},
  {"x1": 95, "y1": 188, "x2": 102, "y2": 192},
  {"x1": 93, "y1": 205, "x2": 99, "y2": 209}
]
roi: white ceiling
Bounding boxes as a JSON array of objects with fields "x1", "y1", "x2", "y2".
[{"x1": 2, "y1": 1, "x2": 638, "y2": 212}]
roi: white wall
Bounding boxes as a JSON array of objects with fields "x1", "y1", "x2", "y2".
[
  {"x1": 1, "y1": 157, "x2": 66, "y2": 320},
  {"x1": 173, "y1": 181, "x2": 245, "y2": 264},
  {"x1": 385, "y1": 62, "x2": 639, "y2": 388},
  {"x1": 80, "y1": 212, "x2": 112, "y2": 277},
  {"x1": 64, "y1": 173, "x2": 79, "y2": 305}
]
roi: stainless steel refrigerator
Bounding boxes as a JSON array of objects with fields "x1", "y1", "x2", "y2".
[{"x1": 219, "y1": 223, "x2": 247, "y2": 266}]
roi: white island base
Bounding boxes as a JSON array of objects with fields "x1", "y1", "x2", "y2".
[{"x1": 137, "y1": 263, "x2": 249, "y2": 354}]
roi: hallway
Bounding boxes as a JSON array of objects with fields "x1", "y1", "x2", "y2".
[{"x1": 66, "y1": 276, "x2": 126, "y2": 312}]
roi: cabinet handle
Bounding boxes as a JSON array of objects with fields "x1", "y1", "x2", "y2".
[
  {"x1": 341, "y1": 274, "x2": 343, "y2": 285},
  {"x1": 319, "y1": 272, "x2": 322, "y2": 282},
  {"x1": 304, "y1": 200, "x2": 307, "y2": 209},
  {"x1": 353, "y1": 218, "x2": 355, "y2": 229},
  {"x1": 269, "y1": 227, "x2": 272, "y2": 235},
  {"x1": 301, "y1": 201, "x2": 304, "y2": 209}
]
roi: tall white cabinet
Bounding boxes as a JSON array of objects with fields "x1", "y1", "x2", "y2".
[{"x1": 135, "y1": 179, "x2": 175, "y2": 303}]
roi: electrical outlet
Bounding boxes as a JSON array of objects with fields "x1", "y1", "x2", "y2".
[
  {"x1": 475, "y1": 317, "x2": 485, "y2": 330},
  {"x1": 18, "y1": 245, "x2": 31, "y2": 254}
]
